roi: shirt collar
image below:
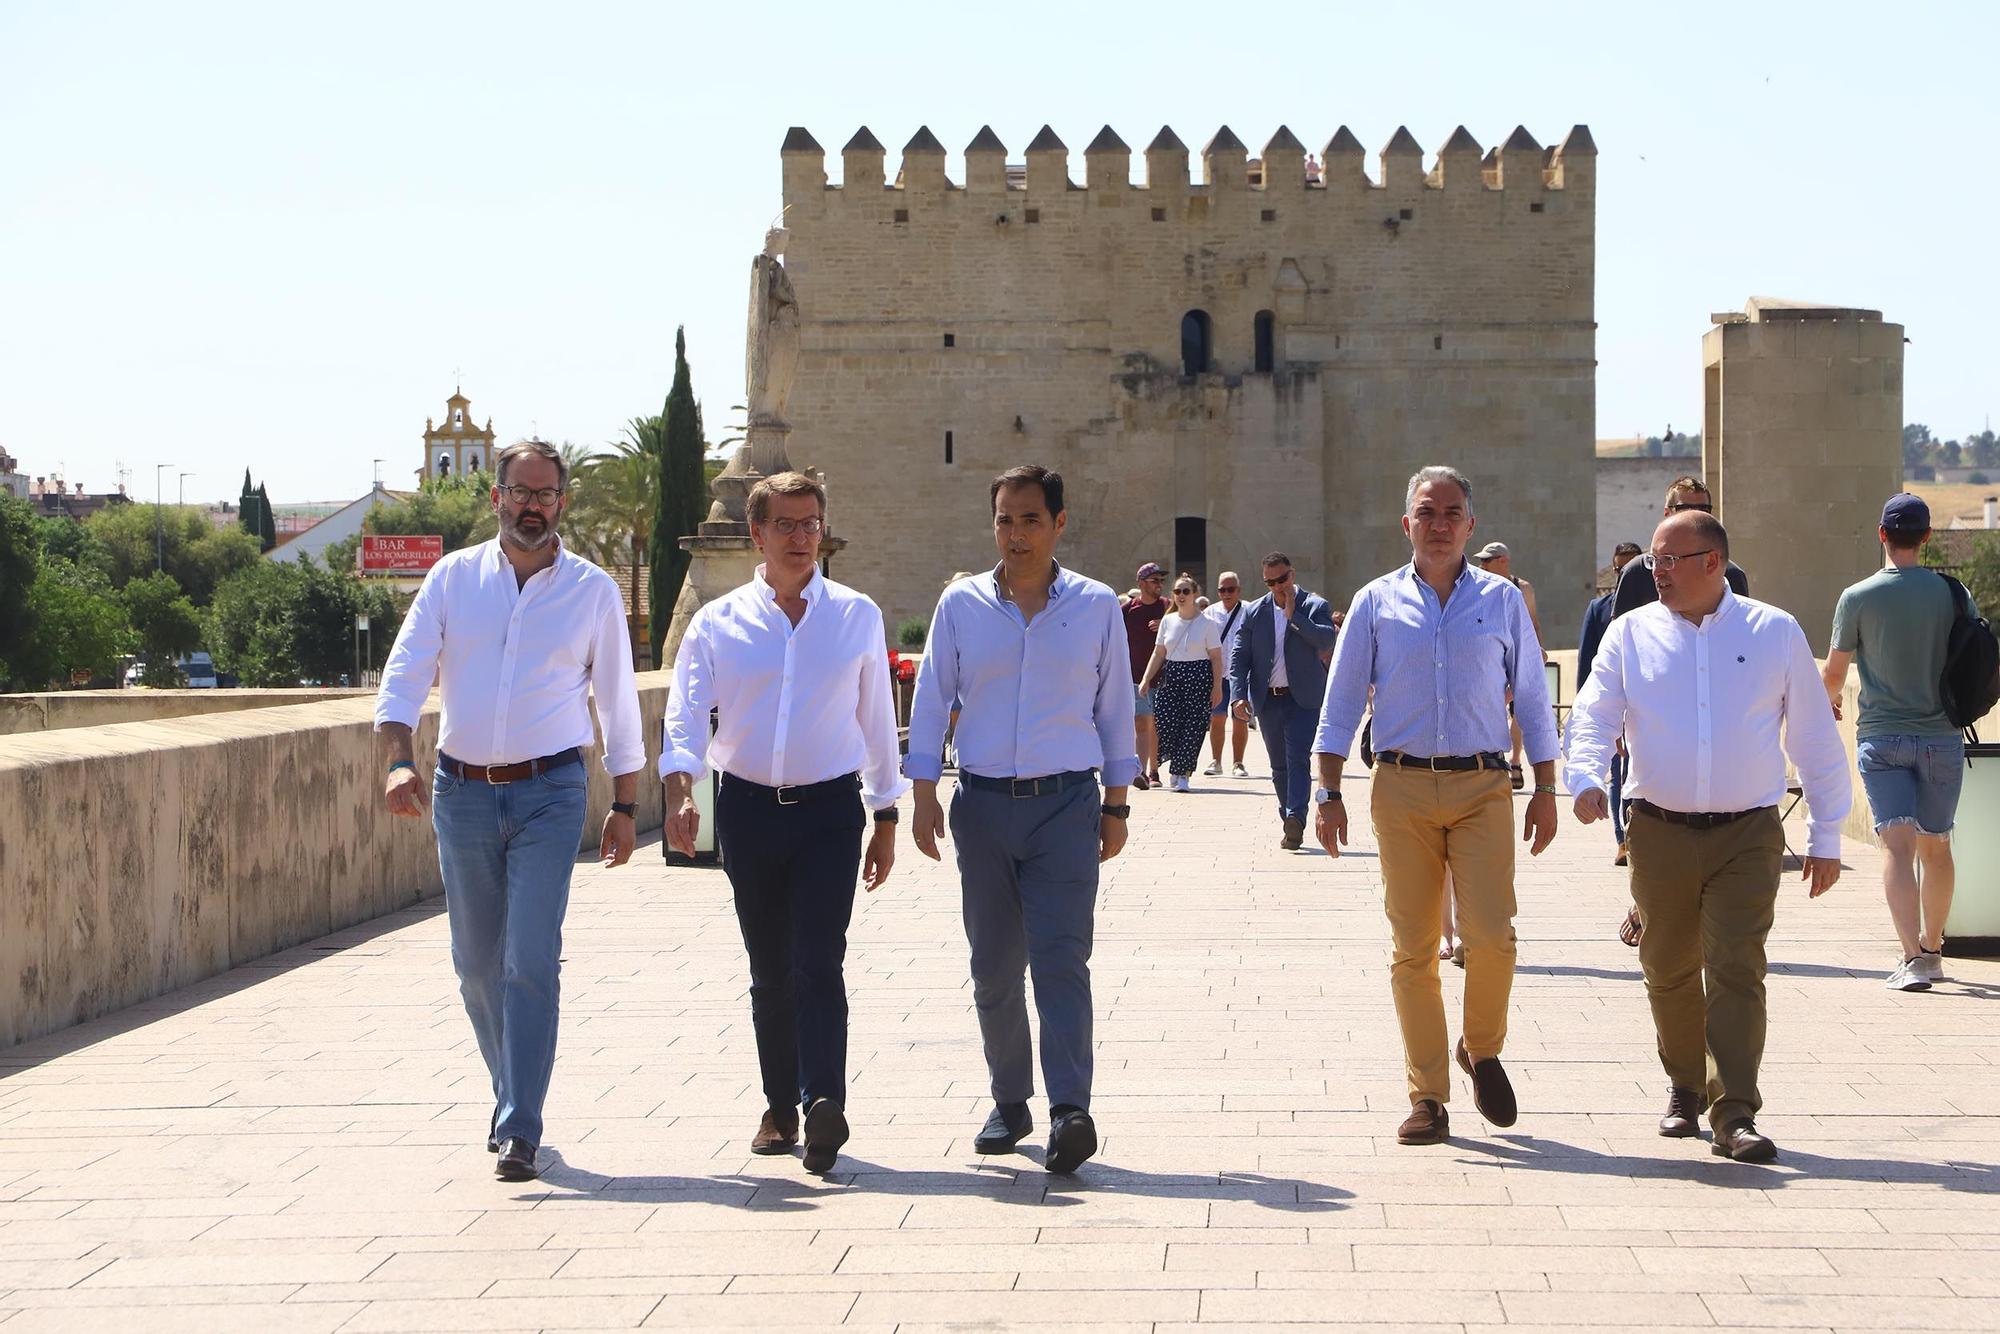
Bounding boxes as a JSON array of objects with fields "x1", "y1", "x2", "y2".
[
  {"x1": 1400, "y1": 558, "x2": 1473, "y2": 589},
  {"x1": 988, "y1": 560, "x2": 1069, "y2": 601},
  {"x1": 754, "y1": 563, "x2": 824, "y2": 605},
  {"x1": 487, "y1": 534, "x2": 568, "y2": 576}
]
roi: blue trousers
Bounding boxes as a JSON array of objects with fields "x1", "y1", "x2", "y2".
[
  {"x1": 1611, "y1": 749, "x2": 1630, "y2": 844},
  {"x1": 716, "y1": 773, "x2": 865, "y2": 1113},
  {"x1": 949, "y1": 778, "x2": 1101, "y2": 1110},
  {"x1": 1255, "y1": 691, "x2": 1317, "y2": 822},
  {"x1": 432, "y1": 760, "x2": 589, "y2": 1148}
]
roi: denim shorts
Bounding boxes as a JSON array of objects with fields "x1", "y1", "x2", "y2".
[
  {"x1": 1857, "y1": 732, "x2": 1965, "y2": 835},
  {"x1": 1135, "y1": 687, "x2": 1156, "y2": 717}
]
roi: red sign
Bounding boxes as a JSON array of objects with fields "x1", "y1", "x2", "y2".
[{"x1": 360, "y1": 535, "x2": 444, "y2": 573}]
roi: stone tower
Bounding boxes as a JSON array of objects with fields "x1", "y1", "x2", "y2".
[
  {"x1": 419, "y1": 388, "x2": 496, "y2": 482},
  {"x1": 768, "y1": 121, "x2": 1598, "y2": 643},
  {"x1": 1703, "y1": 298, "x2": 1904, "y2": 651}
]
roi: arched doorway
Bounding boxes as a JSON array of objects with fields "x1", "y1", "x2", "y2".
[
  {"x1": 1180, "y1": 310, "x2": 1212, "y2": 377},
  {"x1": 1253, "y1": 310, "x2": 1276, "y2": 373}
]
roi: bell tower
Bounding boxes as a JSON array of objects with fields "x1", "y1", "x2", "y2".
[{"x1": 419, "y1": 386, "x2": 497, "y2": 482}]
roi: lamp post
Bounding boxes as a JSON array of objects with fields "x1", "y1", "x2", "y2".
[
  {"x1": 178, "y1": 472, "x2": 194, "y2": 509},
  {"x1": 154, "y1": 463, "x2": 173, "y2": 571}
]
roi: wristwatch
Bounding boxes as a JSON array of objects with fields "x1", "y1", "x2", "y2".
[
  {"x1": 1101, "y1": 804, "x2": 1132, "y2": 820},
  {"x1": 610, "y1": 800, "x2": 636, "y2": 817},
  {"x1": 1534, "y1": 784, "x2": 1558, "y2": 795},
  {"x1": 873, "y1": 807, "x2": 900, "y2": 823},
  {"x1": 1314, "y1": 786, "x2": 1341, "y2": 805}
]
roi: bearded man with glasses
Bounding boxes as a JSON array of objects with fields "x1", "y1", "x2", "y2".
[{"x1": 375, "y1": 438, "x2": 645, "y2": 1182}]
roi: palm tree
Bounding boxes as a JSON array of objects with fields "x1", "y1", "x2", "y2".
[{"x1": 566, "y1": 418, "x2": 661, "y2": 661}]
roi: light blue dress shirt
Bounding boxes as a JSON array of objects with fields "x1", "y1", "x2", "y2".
[
  {"x1": 1315, "y1": 560, "x2": 1557, "y2": 764},
  {"x1": 905, "y1": 564, "x2": 1140, "y2": 786}
]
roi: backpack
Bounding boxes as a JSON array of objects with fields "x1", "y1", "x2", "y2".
[{"x1": 1936, "y1": 572, "x2": 2000, "y2": 730}]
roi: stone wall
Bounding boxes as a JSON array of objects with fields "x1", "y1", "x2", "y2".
[
  {"x1": 0, "y1": 688, "x2": 369, "y2": 737},
  {"x1": 777, "y1": 123, "x2": 1598, "y2": 645},
  {"x1": 0, "y1": 673, "x2": 671, "y2": 1048},
  {"x1": 1596, "y1": 457, "x2": 1690, "y2": 569}
]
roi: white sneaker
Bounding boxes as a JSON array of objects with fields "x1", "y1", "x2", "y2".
[
  {"x1": 1231, "y1": 764, "x2": 1250, "y2": 778},
  {"x1": 1173, "y1": 774, "x2": 1192, "y2": 792},
  {"x1": 1914, "y1": 950, "x2": 1947, "y2": 984},
  {"x1": 1885, "y1": 958, "x2": 1933, "y2": 992},
  {"x1": 1203, "y1": 761, "x2": 1222, "y2": 776}
]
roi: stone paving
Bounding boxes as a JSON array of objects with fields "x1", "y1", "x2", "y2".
[{"x1": 3, "y1": 763, "x2": 1999, "y2": 1333}]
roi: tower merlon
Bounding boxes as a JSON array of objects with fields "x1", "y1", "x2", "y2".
[
  {"x1": 1084, "y1": 125, "x2": 1131, "y2": 189},
  {"x1": 842, "y1": 126, "x2": 886, "y2": 192},
  {"x1": 1145, "y1": 126, "x2": 1190, "y2": 192},
  {"x1": 1428, "y1": 125, "x2": 1484, "y2": 191},
  {"x1": 898, "y1": 125, "x2": 950, "y2": 193},
  {"x1": 781, "y1": 127, "x2": 828, "y2": 206},
  {"x1": 1025, "y1": 124, "x2": 1070, "y2": 192},
  {"x1": 1499, "y1": 125, "x2": 1545, "y2": 190},
  {"x1": 1260, "y1": 125, "x2": 1306, "y2": 193},
  {"x1": 1203, "y1": 125, "x2": 1248, "y2": 189},
  {"x1": 964, "y1": 125, "x2": 1008, "y2": 192},
  {"x1": 1550, "y1": 124, "x2": 1596, "y2": 192}
]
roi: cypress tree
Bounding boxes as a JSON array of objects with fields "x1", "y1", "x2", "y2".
[
  {"x1": 255, "y1": 483, "x2": 277, "y2": 552},
  {"x1": 648, "y1": 326, "x2": 706, "y2": 666},
  {"x1": 238, "y1": 469, "x2": 257, "y2": 539}
]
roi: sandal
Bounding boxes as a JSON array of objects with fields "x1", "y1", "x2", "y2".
[{"x1": 1619, "y1": 905, "x2": 1643, "y2": 948}]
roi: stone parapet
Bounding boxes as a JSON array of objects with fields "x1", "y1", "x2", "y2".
[
  {"x1": 0, "y1": 674, "x2": 671, "y2": 1047},
  {"x1": 0, "y1": 687, "x2": 370, "y2": 737}
]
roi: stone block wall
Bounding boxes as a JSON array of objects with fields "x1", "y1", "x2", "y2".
[
  {"x1": 0, "y1": 688, "x2": 369, "y2": 737},
  {"x1": 0, "y1": 675, "x2": 671, "y2": 1047}
]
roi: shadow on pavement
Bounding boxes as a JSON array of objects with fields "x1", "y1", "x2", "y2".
[{"x1": 1453, "y1": 1132, "x2": 2000, "y2": 1194}]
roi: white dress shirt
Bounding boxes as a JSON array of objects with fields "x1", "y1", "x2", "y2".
[
  {"x1": 374, "y1": 538, "x2": 646, "y2": 776},
  {"x1": 1564, "y1": 590, "x2": 1850, "y2": 857},
  {"x1": 1269, "y1": 599, "x2": 1291, "y2": 689},
  {"x1": 661, "y1": 566, "x2": 908, "y2": 811}
]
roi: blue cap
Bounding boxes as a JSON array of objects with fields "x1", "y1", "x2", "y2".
[{"x1": 1881, "y1": 493, "x2": 1930, "y2": 533}]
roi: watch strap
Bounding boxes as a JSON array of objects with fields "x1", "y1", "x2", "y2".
[{"x1": 610, "y1": 800, "x2": 636, "y2": 816}]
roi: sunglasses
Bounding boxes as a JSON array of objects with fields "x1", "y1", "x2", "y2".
[
  {"x1": 1667, "y1": 500, "x2": 1713, "y2": 513},
  {"x1": 1173, "y1": 587, "x2": 1195, "y2": 595},
  {"x1": 1263, "y1": 572, "x2": 1291, "y2": 587}
]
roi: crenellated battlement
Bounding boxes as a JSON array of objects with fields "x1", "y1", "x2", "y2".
[{"x1": 779, "y1": 122, "x2": 1595, "y2": 204}]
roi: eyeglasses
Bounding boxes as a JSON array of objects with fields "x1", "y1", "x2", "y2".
[
  {"x1": 1666, "y1": 500, "x2": 1714, "y2": 513},
  {"x1": 1641, "y1": 548, "x2": 1715, "y2": 573},
  {"x1": 1217, "y1": 586, "x2": 1239, "y2": 593},
  {"x1": 1263, "y1": 572, "x2": 1291, "y2": 587},
  {"x1": 503, "y1": 485, "x2": 565, "y2": 507},
  {"x1": 763, "y1": 516, "x2": 825, "y2": 537}
]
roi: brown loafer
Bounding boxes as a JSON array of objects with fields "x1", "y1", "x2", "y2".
[
  {"x1": 750, "y1": 1108, "x2": 799, "y2": 1155},
  {"x1": 1659, "y1": 1086, "x2": 1706, "y2": 1138},
  {"x1": 1281, "y1": 816, "x2": 1305, "y2": 850},
  {"x1": 1455, "y1": 1038, "x2": 1518, "y2": 1128},
  {"x1": 1712, "y1": 1118, "x2": 1778, "y2": 1163},
  {"x1": 1396, "y1": 1098, "x2": 1449, "y2": 1145}
]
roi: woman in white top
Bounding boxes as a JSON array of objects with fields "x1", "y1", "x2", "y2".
[{"x1": 1138, "y1": 574, "x2": 1225, "y2": 792}]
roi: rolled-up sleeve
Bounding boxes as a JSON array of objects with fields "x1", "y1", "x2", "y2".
[
  {"x1": 586, "y1": 583, "x2": 646, "y2": 777},
  {"x1": 1314, "y1": 587, "x2": 1373, "y2": 757},
  {"x1": 1563, "y1": 620, "x2": 1626, "y2": 798},
  {"x1": 903, "y1": 597, "x2": 957, "y2": 783},
  {"x1": 1781, "y1": 620, "x2": 1852, "y2": 859},
  {"x1": 856, "y1": 605, "x2": 911, "y2": 810},
  {"x1": 374, "y1": 564, "x2": 445, "y2": 732},
  {"x1": 660, "y1": 609, "x2": 716, "y2": 781},
  {"x1": 1507, "y1": 587, "x2": 1559, "y2": 766},
  {"x1": 1093, "y1": 596, "x2": 1140, "y2": 787}
]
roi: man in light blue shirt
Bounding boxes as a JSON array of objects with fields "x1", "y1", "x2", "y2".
[
  {"x1": 907, "y1": 464, "x2": 1138, "y2": 1176},
  {"x1": 1312, "y1": 465, "x2": 1559, "y2": 1147}
]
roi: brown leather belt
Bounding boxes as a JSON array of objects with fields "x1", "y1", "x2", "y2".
[
  {"x1": 1631, "y1": 799, "x2": 1773, "y2": 830},
  {"x1": 439, "y1": 748, "x2": 582, "y2": 784}
]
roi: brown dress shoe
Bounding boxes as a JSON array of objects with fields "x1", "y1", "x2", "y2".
[
  {"x1": 1397, "y1": 1099, "x2": 1449, "y2": 1145},
  {"x1": 750, "y1": 1108, "x2": 799, "y2": 1155},
  {"x1": 1281, "y1": 815, "x2": 1305, "y2": 850},
  {"x1": 1455, "y1": 1038, "x2": 1518, "y2": 1128},
  {"x1": 1712, "y1": 1119, "x2": 1778, "y2": 1163},
  {"x1": 1658, "y1": 1086, "x2": 1706, "y2": 1138}
]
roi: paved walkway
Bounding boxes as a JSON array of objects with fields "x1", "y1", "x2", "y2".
[{"x1": 3, "y1": 765, "x2": 1998, "y2": 1333}]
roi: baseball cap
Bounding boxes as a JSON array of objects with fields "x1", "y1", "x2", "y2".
[
  {"x1": 1472, "y1": 541, "x2": 1510, "y2": 561},
  {"x1": 1880, "y1": 493, "x2": 1930, "y2": 533},
  {"x1": 1136, "y1": 561, "x2": 1166, "y2": 580}
]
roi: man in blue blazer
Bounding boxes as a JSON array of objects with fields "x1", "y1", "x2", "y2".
[{"x1": 1230, "y1": 551, "x2": 1340, "y2": 848}]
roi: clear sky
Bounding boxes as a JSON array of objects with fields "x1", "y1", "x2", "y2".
[{"x1": 3, "y1": 0, "x2": 1993, "y2": 504}]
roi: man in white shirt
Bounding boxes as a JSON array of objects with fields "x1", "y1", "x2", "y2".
[
  {"x1": 662, "y1": 472, "x2": 906, "y2": 1175},
  {"x1": 375, "y1": 440, "x2": 645, "y2": 1183},
  {"x1": 1203, "y1": 571, "x2": 1251, "y2": 777},
  {"x1": 1565, "y1": 511, "x2": 1849, "y2": 1163}
]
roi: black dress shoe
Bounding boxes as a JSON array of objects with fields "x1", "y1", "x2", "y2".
[
  {"x1": 1455, "y1": 1038, "x2": 1518, "y2": 1128},
  {"x1": 1044, "y1": 1105, "x2": 1098, "y2": 1174},
  {"x1": 494, "y1": 1137, "x2": 539, "y2": 1181},
  {"x1": 801, "y1": 1098, "x2": 849, "y2": 1174},
  {"x1": 973, "y1": 1101, "x2": 1033, "y2": 1154},
  {"x1": 1659, "y1": 1086, "x2": 1706, "y2": 1138},
  {"x1": 1712, "y1": 1119, "x2": 1778, "y2": 1163}
]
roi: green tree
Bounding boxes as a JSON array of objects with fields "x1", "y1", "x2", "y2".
[
  {"x1": 8, "y1": 557, "x2": 133, "y2": 689},
  {"x1": 238, "y1": 468, "x2": 259, "y2": 542},
  {"x1": 35, "y1": 513, "x2": 115, "y2": 581},
  {"x1": 208, "y1": 556, "x2": 407, "y2": 687},
  {"x1": 365, "y1": 471, "x2": 497, "y2": 551},
  {"x1": 0, "y1": 495, "x2": 40, "y2": 675},
  {"x1": 570, "y1": 419, "x2": 660, "y2": 649},
  {"x1": 82, "y1": 503, "x2": 259, "y2": 603},
  {"x1": 649, "y1": 327, "x2": 707, "y2": 665},
  {"x1": 122, "y1": 571, "x2": 204, "y2": 685},
  {"x1": 254, "y1": 482, "x2": 277, "y2": 551}
]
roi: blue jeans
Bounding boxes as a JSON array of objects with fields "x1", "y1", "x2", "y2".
[
  {"x1": 1255, "y1": 691, "x2": 1317, "y2": 822},
  {"x1": 432, "y1": 759, "x2": 590, "y2": 1147},
  {"x1": 1858, "y1": 732, "x2": 1965, "y2": 835}
]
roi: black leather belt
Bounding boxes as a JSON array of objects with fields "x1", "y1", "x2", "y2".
[
  {"x1": 1376, "y1": 751, "x2": 1509, "y2": 773},
  {"x1": 1631, "y1": 799, "x2": 1773, "y2": 830},
  {"x1": 439, "y1": 748, "x2": 581, "y2": 784},
  {"x1": 1266, "y1": 686, "x2": 1291, "y2": 697},
  {"x1": 959, "y1": 769, "x2": 1097, "y2": 799},
  {"x1": 721, "y1": 772, "x2": 859, "y2": 806}
]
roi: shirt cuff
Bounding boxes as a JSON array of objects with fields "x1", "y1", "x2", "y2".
[
  {"x1": 902, "y1": 752, "x2": 944, "y2": 783},
  {"x1": 1805, "y1": 823, "x2": 1842, "y2": 861},
  {"x1": 1100, "y1": 757, "x2": 1140, "y2": 788},
  {"x1": 601, "y1": 747, "x2": 646, "y2": 778},
  {"x1": 862, "y1": 776, "x2": 912, "y2": 811},
  {"x1": 658, "y1": 748, "x2": 709, "y2": 782},
  {"x1": 373, "y1": 698, "x2": 422, "y2": 732}
]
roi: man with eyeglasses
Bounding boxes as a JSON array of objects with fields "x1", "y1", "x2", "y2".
[
  {"x1": 662, "y1": 471, "x2": 907, "y2": 1175},
  {"x1": 1611, "y1": 477, "x2": 1750, "y2": 617},
  {"x1": 1203, "y1": 571, "x2": 1252, "y2": 777},
  {"x1": 1566, "y1": 510, "x2": 1847, "y2": 1161},
  {"x1": 1230, "y1": 551, "x2": 1340, "y2": 849},
  {"x1": 1313, "y1": 466, "x2": 1557, "y2": 1146},
  {"x1": 375, "y1": 438, "x2": 645, "y2": 1182}
]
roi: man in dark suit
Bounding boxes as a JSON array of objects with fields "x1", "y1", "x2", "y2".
[{"x1": 1230, "y1": 551, "x2": 1340, "y2": 849}]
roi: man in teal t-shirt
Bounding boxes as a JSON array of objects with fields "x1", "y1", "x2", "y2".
[{"x1": 1823, "y1": 493, "x2": 1961, "y2": 993}]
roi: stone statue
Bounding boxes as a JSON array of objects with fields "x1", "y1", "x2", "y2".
[{"x1": 745, "y1": 227, "x2": 799, "y2": 429}]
